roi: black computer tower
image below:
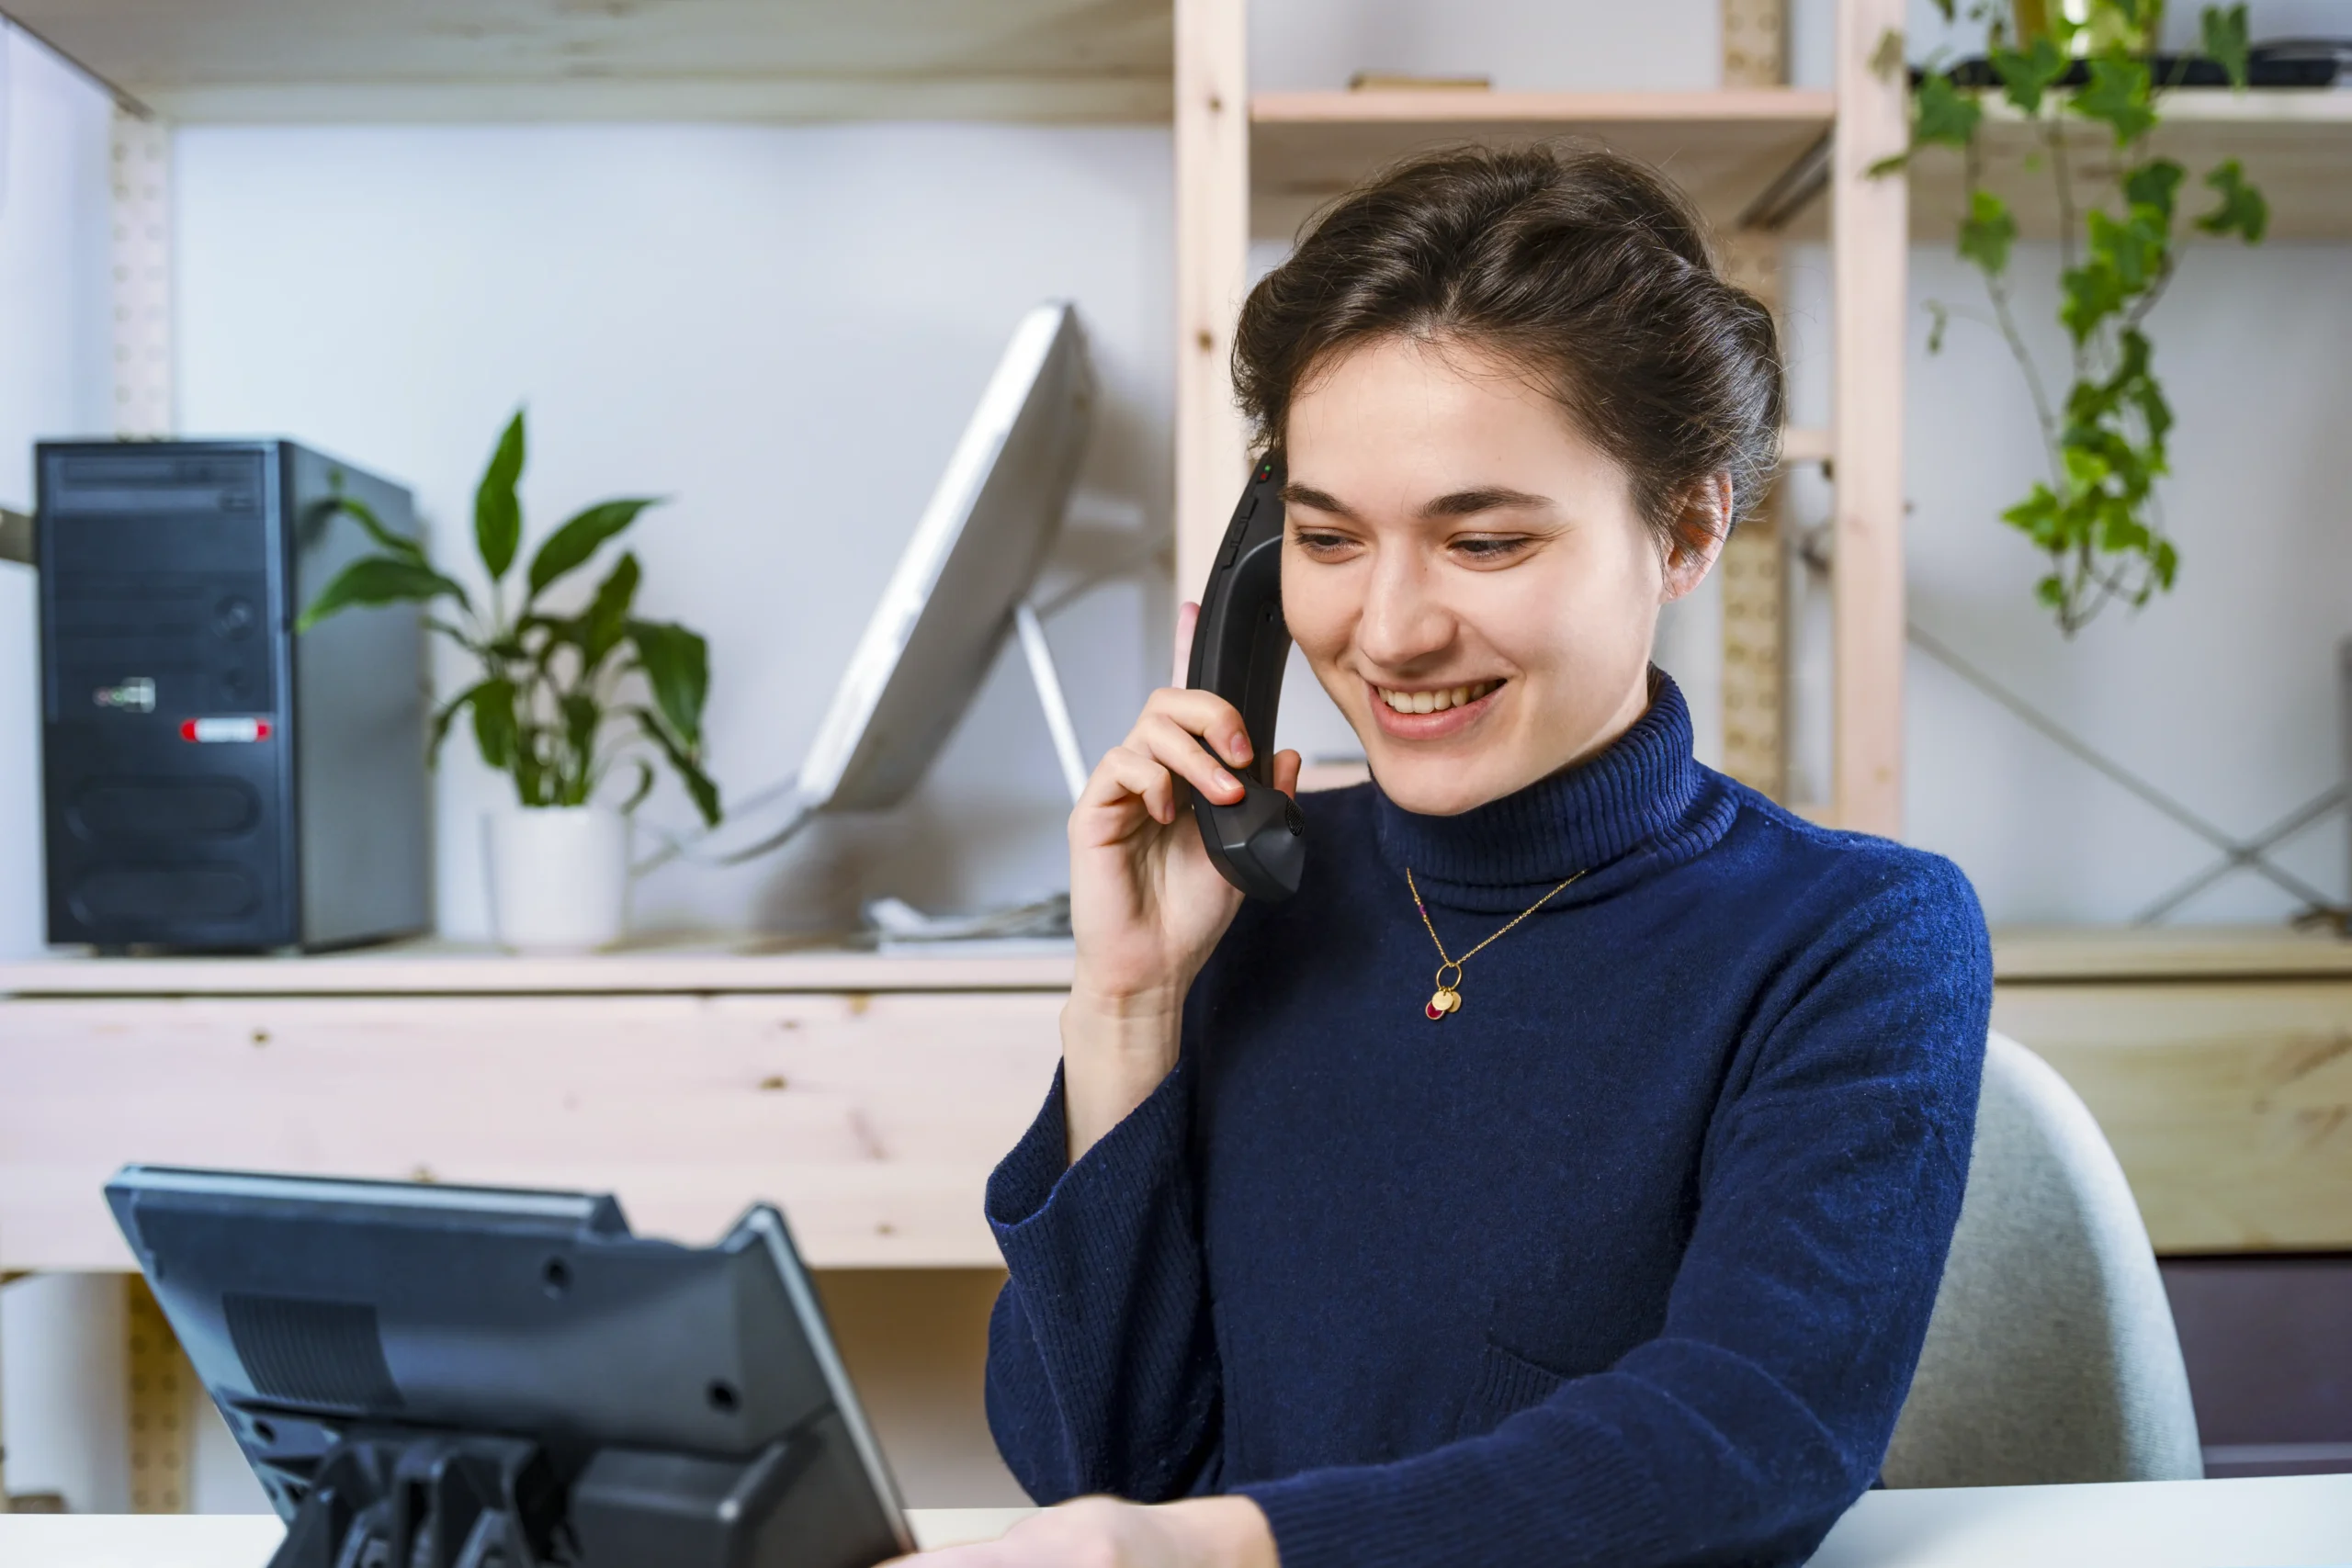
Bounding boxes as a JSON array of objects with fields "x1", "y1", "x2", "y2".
[{"x1": 36, "y1": 440, "x2": 431, "y2": 951}]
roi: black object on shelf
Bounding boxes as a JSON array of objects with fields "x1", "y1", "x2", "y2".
[{"x1": 1919, "y1": 45, "x2": 2343, "y2": 92}]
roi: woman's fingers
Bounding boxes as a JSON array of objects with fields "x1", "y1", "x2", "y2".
[
  {"x1": 1080, "y1": 744, "x2": 1179, "y2": 827},
  {"x1": 1272, "y1": 748, "x2": 1303, "y2": 798},
  {"x1": 1135, "y1": 685, "x2": 1254, "y2": 769},
  {"x1": 1131, "y1": 712, "x2": 1248, "y2": 807}
]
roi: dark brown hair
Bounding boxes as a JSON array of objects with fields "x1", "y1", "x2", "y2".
[{"x1": 1232, "y1": 143, "x2": 1784, "y2": 550}]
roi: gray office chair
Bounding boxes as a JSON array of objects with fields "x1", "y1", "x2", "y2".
[{"x1": 1881, "y1": 1031, "x2": 2204, "y2": 1486}]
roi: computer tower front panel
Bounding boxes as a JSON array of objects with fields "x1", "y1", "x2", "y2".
[{"x1": 39, "y1": 444, "x2": 298, "y2": 948}]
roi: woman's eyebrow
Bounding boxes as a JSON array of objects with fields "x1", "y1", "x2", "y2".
[
  {"x1": 1420, "y1": 486, "x2": 1555, "y2": 519},
  {"x1": 1280, "y1": 482, "x2": 1354, "y2": 517}
]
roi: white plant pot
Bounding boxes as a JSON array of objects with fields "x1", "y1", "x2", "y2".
[{"x1": 484, "y1": 806, "x2": 628, "y2": 953}]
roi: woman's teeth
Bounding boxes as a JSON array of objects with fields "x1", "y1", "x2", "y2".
[{"x1": 1376, "y1": 680, "x2": 1501, "y2": 715}]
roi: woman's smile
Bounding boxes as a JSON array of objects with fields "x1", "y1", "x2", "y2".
[{"x1": 1366, "y1": 677, "x2": 1506, "y2": 739}]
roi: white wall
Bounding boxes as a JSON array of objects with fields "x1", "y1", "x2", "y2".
[
  {"x1": 0, "y1": 23, "x2": 113, "y2": 962},
  {"x1": 177, "y1": 123, "x2": 1173, "y2": 938}
]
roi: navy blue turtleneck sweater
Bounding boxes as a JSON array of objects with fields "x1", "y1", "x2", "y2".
[{"x1": 982, "y1": 676, "x2": 1992, "y2": 1567}]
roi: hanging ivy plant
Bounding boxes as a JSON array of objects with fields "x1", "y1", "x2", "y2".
[{"x1": 1877, "y1": 0, "x2": 2269, "y2": 635}]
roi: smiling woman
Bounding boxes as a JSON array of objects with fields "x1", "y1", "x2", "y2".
[{"x1": 893, "y1": 146, "x2": 1995, "y2": 1568}]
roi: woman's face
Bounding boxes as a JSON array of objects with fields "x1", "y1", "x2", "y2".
[{"x1": 1281, "y1": 333, "x2": 1721, "y2": 817}]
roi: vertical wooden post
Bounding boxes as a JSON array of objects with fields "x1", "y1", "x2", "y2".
[
  {"x1": 1831, "y1": 0, "x2": 1909, "y2": 836},
  {"x1": 1719, "y1": 0, "x2": 1789, "y2": 801},
  {"x1": 1173, "y1": 0, "x2": 1251, "y2": 605},
  {"x1": 110, "y1": 109, "x2": 175, "y2": 439},
  {"x1": 124, "y1": 1277, "x2": 194, "y2": 1514}
]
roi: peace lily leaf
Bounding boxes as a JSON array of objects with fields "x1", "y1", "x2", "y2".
[
  {"x1": 476, "y1": 410, "x2": 526, "y2": 581},
  {"x1": 298, "y1": 555, "x2": 469, "y2": 632},
  {"x1": 526, "y1": 497, "x2": 661, "y2": 601},
  {"x1": 472, "y1": 678, "x2": 519, "y2": 771},
  {"x1": 322, "y1": 494, "x2": 425, "y2": 565},
  {"x1": 2200, "y1": 3, "x2": 2251, "y2": 90},
  {"x1": 581, "y1": 553, "x2": 642, "y2": 671},
  {"x1": 428, "y1": 679, "x2": 497, "y2": 766},
  {"x1": 632, "y1": 708, "x2": 723, "y2": 828},
  {"x1": 628, "y1": 619, "x2": 709, "y2": 748}
]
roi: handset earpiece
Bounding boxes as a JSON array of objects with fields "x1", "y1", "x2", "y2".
[{"x1": 1185, "y1": 452, "x2": 1305, "y2": 900}]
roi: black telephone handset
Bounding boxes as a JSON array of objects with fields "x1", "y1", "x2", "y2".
[{"x1": 1187, "y1": 451, "x2": 1306, "y2": 900}]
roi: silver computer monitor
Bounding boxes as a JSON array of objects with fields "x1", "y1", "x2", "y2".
[{"x1": 797, "y1": 301, "x2": 1092, "y2": 813}]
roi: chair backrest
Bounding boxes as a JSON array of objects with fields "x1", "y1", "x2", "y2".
[{"x1": 1881, "y1": 1031, "x2": 2203, "y2": 1487}]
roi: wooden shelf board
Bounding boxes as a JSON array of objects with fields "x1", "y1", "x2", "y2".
[
  {"x1": 7, "y1": 0, "x2": 1173, "y2": 123},
  {"x1": 1994, "y1": 924, "x2": 2352, "y2": 983},
  {"x1": 0, "y1": 938, "x2": 1075, "y2": 998},
  {"x1": 1250, "y1": 88, "x2": 1836, "y2": 238},
  {"x1": 1754, "y1": 88, "x2": 2352, "y2": 242}
]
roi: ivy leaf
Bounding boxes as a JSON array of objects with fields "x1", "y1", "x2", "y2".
[
  {"x1": 2036, "y1": 573, "x2": 2066, "y2": 610},
  {"x1": 2071, "y1": 54, "x2": 2155, "y2": 144},
  {"x1": 526, "y1": 497, "x2": 661, "y2": 602},
  {"x1": 2152, "y1": 537, "x2": 2180, "y2": 588},
  {"x1": 628, "y1": 619, "x2": 709, "y2": 748},
  {"x1": 2200, "y1": 3, "x2": 2251, "y2": 90},
  {"x1": 471, "y1": 677, "x2": 519, "y2": 771},
  {"x1": 1926, "y1": 300, "x2": 1952, "y2": 355},
  {"x1": 2122, "y1": 158, "x2": 2185, "y2": 225},
  {"x1": 632, "y1": 707, "x2": 723, "y2": 828},
  {"x1": 2059, "y1": 261, "x2": 2124, "y2": 342},
  {"x1": 2195, "y1": 159, "x2": 2269, "y2": 243},
  {"x1": 298, "y1": 555, "x2": 470, "y2": 631},
  {"x1": 2086, "y1": 208, "x2": 2164, "y2": 291},
  {"x1": 1989, "y1": 34, "x2": 2067, "y2": 115},
  {"x1": 1869, "y1": 150, "x2": 1912, "y2": 178},
  {"x1": 2003, "y1": 484, "x2": 2065, "y2": 549},
  {"x1": 475, "y1": 409, "x2": 526, "y2": 582},
  {"x1": 1913, "y1": 73, "x2": 1984, "y2": 149},
  {"x1": 1958, "y1": 189, "x2": 2018, "y2": 276}
]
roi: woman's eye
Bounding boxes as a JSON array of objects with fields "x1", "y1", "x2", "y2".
[
  {"x1": 1293, "y1": 532, "x2": 1357, "y2": 556},
  {"x1": 1453, "y1": 536, "x2": 1529, "y2": 561}
]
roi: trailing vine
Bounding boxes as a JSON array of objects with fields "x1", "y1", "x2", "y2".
[{"x1": 1879, "y1": 1, "x2": 2269, "y2": 635}]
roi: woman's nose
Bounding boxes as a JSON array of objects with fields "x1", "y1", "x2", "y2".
[{"x1": 1353, "y1": 552, "x2": 1453, "y2": 670}]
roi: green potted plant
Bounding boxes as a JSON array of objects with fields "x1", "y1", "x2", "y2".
[
  {"x1": 1877, "y1": 0, "x2": 2268, "y2": 635},
  {"x1": 300, "y1": 409, "x2": 722, "y2": 950}
]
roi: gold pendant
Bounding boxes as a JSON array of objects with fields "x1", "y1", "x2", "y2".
[{"x1": 1425, "y1": 987, "x2": 1460, "y2": 1021}]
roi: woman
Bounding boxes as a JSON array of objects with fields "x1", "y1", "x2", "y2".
[{"x1": 905, "y1": 145, "x2": 1991, "y2": 1568}]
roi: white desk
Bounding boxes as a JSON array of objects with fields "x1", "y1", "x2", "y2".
[{"x1": 3, "y1": 1479, "x2": 2348, "y2": 1566}]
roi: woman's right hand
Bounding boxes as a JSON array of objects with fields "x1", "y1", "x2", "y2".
[{"x1": 1060, "y1": 603, "x2": 1299, "y2": 1161}]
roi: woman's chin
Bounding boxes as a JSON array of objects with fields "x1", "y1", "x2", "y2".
[{"x1": 1365, "y1": 757, "x2": 1512, "y2": 818}]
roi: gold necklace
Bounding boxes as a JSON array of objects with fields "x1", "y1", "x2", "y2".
[{"x1": 1407, "y1": 865, "x2": 1586, "y2": 1021}]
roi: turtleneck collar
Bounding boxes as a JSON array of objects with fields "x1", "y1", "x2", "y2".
[{"x1": 1370, "y1": 670, "x2": 1736, "y2": 913}]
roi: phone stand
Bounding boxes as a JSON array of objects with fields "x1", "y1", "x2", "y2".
[{"x1": 269, "y1": 1426, "x2": 847, "y2": 1568}]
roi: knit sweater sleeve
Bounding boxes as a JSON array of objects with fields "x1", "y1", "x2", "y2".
[
  {"x1": 1234, "y1": 851, "x2": 1994, "y2": 1568},
  {"x1": 980, "y1": 1055, "x2": 1224, "y2": 1505}
]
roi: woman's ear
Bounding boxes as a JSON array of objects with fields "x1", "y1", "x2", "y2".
[{"x1": 1660, "y1": 474, "x2": 1733, "y2": 604}]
